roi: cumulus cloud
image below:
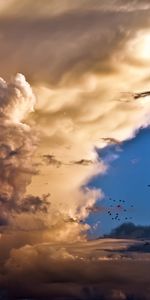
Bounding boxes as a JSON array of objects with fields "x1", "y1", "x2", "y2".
[{"x1": 0, "y1": 74, "x2": 37, "y2": 201}]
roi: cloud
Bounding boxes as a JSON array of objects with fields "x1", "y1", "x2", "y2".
[
  {"x1": 0, "y1": 239, "x2": 150, "y2": 299},
  {"x1": 0, "y1": 1, "x2": 150, "y2": 298},
  {"x1": 18, "y1": 194, "x2": 50, "y2": 213},
  {"x1": 2, "y1": 0, "x2": 150, "y2": 18},
  {"x1": 70, "y1": 159, "x2": 96, "y2": 166},
  {"x1": 0, "y1": 216, "x2": 9, "y2": 227},
  {"x1": 42, "y1": 155, "x2": 97, "y2": 167},
  {"x1": 0, "y1": 2, "x2": 150, "y2": 85},
  {"x1": 0, "y1": 0, "x2": 150, "y2": 251},
  {"x1": 0, "y1": 74, "x2": 37, "y2": 201},
  {"x1": 106, "y1": 222, "x2": 150, "y2": 239},
  {"x1": 42, "y1": 154, "x2": 62, "y2": 168}
]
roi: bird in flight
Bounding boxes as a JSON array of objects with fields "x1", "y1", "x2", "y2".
[
  {"x1": 105, "y1": 196, "x2": 134, "y2": 223},
  {"x1": 134, "y1": 91, "x2": 150, "y2": 99}
]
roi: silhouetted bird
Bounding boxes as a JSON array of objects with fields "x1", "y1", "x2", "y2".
[{"x1": 134, "y1": 91, "x2": 150, "y2": 99}]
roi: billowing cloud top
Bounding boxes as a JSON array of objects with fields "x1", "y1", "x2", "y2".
[{"x1": 0, "y1": 73, "x2": 35, "y2": 123}]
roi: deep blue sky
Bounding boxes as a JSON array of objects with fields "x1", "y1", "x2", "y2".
[{"x1": 88, "y1": 127, "x2": 150, "y2": 237}]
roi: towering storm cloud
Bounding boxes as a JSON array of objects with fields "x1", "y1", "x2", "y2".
[
  {"x1": 0, "y1": 1, "x2": 150, "y2": 299},
  {"x1": 1, "y1": 0, "x2": 150, "y2": 256}
]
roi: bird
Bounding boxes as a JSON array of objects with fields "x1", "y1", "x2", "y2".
[{"x1": 134, "y1": 91, "x2": 150, "y2": 99}]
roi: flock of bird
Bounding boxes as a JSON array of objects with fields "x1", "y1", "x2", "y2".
[
  {"x1": 104, "y1": 197, "x2": 134, "y2": 223},
  {"x1": 105, "y1": 183, "x2": 150, "y2": 223}
]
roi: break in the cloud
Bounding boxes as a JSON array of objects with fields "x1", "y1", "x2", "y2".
[{"x1": 0, "y1": 0, "x2": 150, "y2": 299}]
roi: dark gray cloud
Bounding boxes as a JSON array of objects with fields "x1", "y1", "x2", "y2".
[
  {"x1": 42, "y1": 155, "x2": 95, "y2": 167},
  {"x1": 0, "y1": 217, "x2": 9, "y2": 227},
  {"x1": 106, "y1": 222, "x2": 150, "y2": 239},
  {"x1": 71, "y1": 159, "x2": 94, "y2": 166},
  {"x1": 0, "y1": 240, "x2": 150, "y2": 300},
  {"x1": 43, "y1": 154, "x2": 62, "y2": 168},
  {"x1": 18, "y1": 194, "x2": 50, "y2": 214}
]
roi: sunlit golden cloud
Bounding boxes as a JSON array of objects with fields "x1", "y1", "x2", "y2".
[
  {"x1": 0, "y1": 0, "x2": 150, "y2": 242},
  {"x1": 0, "y1": 1, "x2": 150, "y2": 298}
]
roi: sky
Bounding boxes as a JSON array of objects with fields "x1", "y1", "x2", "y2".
[
  {"x1": 1, "y1": 0, "x2": 150, "y2": 299},
  {"x1": 88, "y1": 127, "x2": 150, "y2": 236}
]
